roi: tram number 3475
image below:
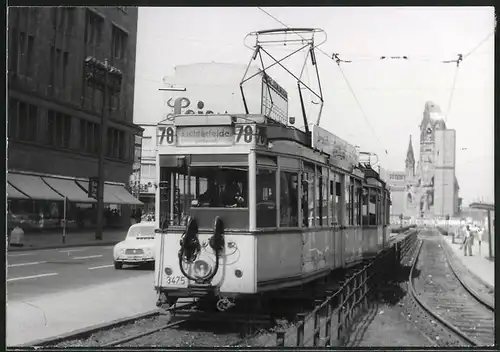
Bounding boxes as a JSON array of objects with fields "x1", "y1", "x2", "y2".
[{"x1": 235, "y1": 125, "x2": 267, "y2": 145}]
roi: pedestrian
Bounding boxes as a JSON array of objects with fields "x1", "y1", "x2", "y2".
[
  {"x1": 476, "y1": 226, "x2": 483, "y2": 256},
  {"x1": 135, "y1": 208, "x2": 142, "y2": 224},
  {"x1": 462, "y1": 225, "x2": 473, "y2": 256}
]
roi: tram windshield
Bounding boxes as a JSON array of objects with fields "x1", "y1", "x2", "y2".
[{"x1": 158, "y1": 155, "x2": 248, "y2": 228}]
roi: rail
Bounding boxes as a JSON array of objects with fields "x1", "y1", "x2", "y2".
[{"x1": 272, "y1": 230, "x2": 418, "y2": 347}]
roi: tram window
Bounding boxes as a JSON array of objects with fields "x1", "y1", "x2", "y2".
[
  {"x1": 329, "y1": 179, "x2": 337, "y2": 225},
  {"x1": 369, "y1": 192, "x2": 377, "y2": 226},
  {"x1": 345, "y1": 178, "x2": 353, "y2": 226},
  {"x1": 335, "y1": 181, "x2": 342, "y2": 225},
  {"x1": 301, "y1": 173, "x2": 314, "y2": 227},
  {"x1": 353, "y1": 182, "x2": 360, "y2": 226},
  {"x1": 315, "y1": 174, "x2": 323, "y2": 225},
  {"x1": 362, "y1": 188, "x2": 369, "y2": 225},
  {"x1": 280, "y1": 171, "x2": 298, "y2": 227},
  {"x1": 377, "y1": 194, "x2": 382, "y2": 225},
  {"x1": 190, "y1": 166, "x2": 248, "y2": 208},
  {"x1": 256, "y1": 168, "x2": 277, "y2": 228},
  {"x1": 322, "y1": 175, "x2": 328, "y2": 226}
]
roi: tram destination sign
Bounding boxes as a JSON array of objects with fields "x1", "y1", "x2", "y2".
[
  {"x1": 176, "y1": 126, "x2": 233, "y2": 146},
  {"x1": 311, "y1": 125, "x2": 359, "y2": 167}
]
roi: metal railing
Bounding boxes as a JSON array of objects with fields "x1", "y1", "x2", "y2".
[{"x1": 270, "y1": 230, "x2": 418, "y2": 347}]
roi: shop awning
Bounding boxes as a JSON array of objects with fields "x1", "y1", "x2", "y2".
[
  {"x1": 8, "y1": 173, "x2": 64, "y2": 201},
  {"x1": 76, "y1": 180, "x2": 142, "y2": 205},
  {"x1": 107, "y1": 184, "x2": 143, "y2": 205},
  {"x1": 43, "y1": 177, "x2": 96, "y2": 203},
  {"x1": 7, "y1": 182, "x2": 30, "y2": 199}
]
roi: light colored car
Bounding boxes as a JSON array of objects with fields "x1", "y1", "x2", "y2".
[{"x1": 113, "y1": 222, "x2": 156, "y2": 269}]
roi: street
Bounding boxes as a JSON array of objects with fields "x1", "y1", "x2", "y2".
[
  {"x1": 6, "y1": 246, "x2": 159, "y2": 346},
  {"x1": 7, "y1": 246, "x2": 153, "y2": 301}
]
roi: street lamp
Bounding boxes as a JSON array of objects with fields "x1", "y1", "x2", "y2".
[{"x1": 84, "y1": 56, "x2": 123, "y2": 240}]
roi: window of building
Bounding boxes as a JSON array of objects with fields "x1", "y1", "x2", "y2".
[
  {"x1": 85, "y1": 9, "x2": 103, "y2": 47},
  {"x1": 107, "y1": 128, "x2": 125, "y2": 160},
  {"x1": 47, "y1": 110, "x2": 72, "y2": 148},
  {"x1": 11, "y1": 30, "x2": 35, "y2": 77},
  {"x1": 112, "y1": 25, "x2": 128, "y2": 61},
  {"x1": 256, "y1": 168, "x2": 276, "y2": 228},
  {"x1": 8, "y1": 99, "x2": 38, "y2": 142},
  {"x1": 280, "y1": 171, "x2": 298, "y2": 227},
  {"x1": 79, "y1": 120, "x2": 100, "y2": 154}
]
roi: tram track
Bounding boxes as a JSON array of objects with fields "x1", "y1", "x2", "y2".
[{"x1": 408, "y1": 229, "x2": 495, "y2": 346}]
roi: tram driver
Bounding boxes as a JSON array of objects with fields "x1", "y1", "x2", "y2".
[{"x1": 221, "y1": 175, "x2": 245, "y2": 208}]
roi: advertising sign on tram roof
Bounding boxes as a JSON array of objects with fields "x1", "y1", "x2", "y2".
[{"x1": 311, "y1": 125, "x2": 359, "y2": 167}]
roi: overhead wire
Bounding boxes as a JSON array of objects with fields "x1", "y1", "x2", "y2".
[{"x1": 257, "y1": 6, "x2": 389, "y2": 155}]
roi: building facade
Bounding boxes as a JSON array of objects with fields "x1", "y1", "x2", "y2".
[
  {"x1": 7, "y1": 7, "x2": 142, "y2": 232},
  {"x1": 387, "y1": 102, "x2": 460, "y2": 220}
]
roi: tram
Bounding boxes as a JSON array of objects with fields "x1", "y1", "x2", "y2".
[{"x1": 153, "y1": 28, "x2": 391, "y2": 311}]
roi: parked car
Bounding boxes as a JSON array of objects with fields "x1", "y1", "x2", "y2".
[{"x1": 113, "y1": 222, "x2": 156, "y2": 269}]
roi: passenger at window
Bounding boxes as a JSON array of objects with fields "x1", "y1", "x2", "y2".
[
  {"x1": 222, "y1": 178, "x2": 244, "y2": 208},
  {"x1": 197, "y1": 180, "x2": 218, "y2": 207}
]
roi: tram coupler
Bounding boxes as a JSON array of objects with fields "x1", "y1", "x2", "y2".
[{"x1": 216, "y1": 296, "x2": 236, "y2": 312}]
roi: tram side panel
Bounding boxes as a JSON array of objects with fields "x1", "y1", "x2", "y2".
[
  {"x1": 256, "y1": 232, "x2": 302, "y2": 284},
  {"x1": 155, "y1": 231, "x2": 258, "y2": 295},
  {"x1": 361, "y1": 226, "x2": 380, "y2": 258},
  {"x1": 344, "y1": 227, "x2": 363, "y2": 264},
  {"x1": 300, "y1": 228, "x2": 335, "y2": 274}
]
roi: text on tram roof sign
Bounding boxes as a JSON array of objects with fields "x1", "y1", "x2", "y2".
[{"x1": 311, "y1": 125, "x2": 359, "y2": 166}]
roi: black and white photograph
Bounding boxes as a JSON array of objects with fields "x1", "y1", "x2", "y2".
[{"x1": 6, "y1": 6, "x2": 495, "y2": 348}]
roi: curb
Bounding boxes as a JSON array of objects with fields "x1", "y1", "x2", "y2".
[
  {"x1": 440, "y1": 235, "x2": 495, "y2": 293},
  {"x1": 17, "y1": 309, "x2": 161, "y2": 347},
  {"x1": 7, "y1": 241, "x2": 121, "y2": 252}
]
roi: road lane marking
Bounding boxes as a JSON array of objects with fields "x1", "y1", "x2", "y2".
[
  {"x1": 7, "y1": 273, "x2": 59, "y2": 282},
  {"x1": 88, "y1": 264, "x2": 114, "y2": 270},
  {"x1": 7, "y1": 252, "x2": 36, "y2": 257},
  {"x1": 73, "y1": 255, "x2": 103, "y2": 260},
  {"x1": 8, "y1": 261, "x2": 47, "y2": 268},
  {"x1": 59, "y1": 248, "x2": 89, "y2": 253}
]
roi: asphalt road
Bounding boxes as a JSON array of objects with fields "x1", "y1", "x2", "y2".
[{"x1": 7, "y1": 245, "x2": 154, "y2": 302}]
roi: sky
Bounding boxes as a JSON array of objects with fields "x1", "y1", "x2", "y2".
[{"x1": 133, "y1": 7, "x2": 495, "y2": 206}]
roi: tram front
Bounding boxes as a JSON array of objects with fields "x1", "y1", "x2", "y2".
[{"x1": 154, "y1": 114, "x2": 267, "y2": 310}]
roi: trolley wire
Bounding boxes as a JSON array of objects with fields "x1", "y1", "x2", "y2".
[
  {"x1": 257, "y1": 7, "x2": 388, "y2": 156},
  {"x1": 257, "y1": 7, "x2": 494, "y2": 150}
]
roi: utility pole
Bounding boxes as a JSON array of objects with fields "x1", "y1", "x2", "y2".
[{"x1": 84, "y1": 57, "x2": 123, "y2": 240}]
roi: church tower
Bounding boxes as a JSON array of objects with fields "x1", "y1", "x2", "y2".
[{"x1": 405, "y1": 135, "x2": 415, "y2": 178}]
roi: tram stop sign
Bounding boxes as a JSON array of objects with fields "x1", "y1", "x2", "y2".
[{"x1": 88, "y1": 177, "x2": 99, "y2": 199}]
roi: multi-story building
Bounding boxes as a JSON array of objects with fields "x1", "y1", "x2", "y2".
[
  {"x1": 387, "y1": 101, "x2": 460, "y2": 219},
  {"x1": 7, "y1": 7, "x2": 142, "y2": 232}
]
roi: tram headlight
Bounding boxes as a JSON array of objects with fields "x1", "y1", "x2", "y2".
[
  {"x1": 234, "y1": 269, "x2": 243, "y2": 278},
  {"x1": 193, "y1": 260, "x2": 212, "y2": 279},
  {"x1": 165, "y1": 267, "x2": 173, "y2": 275}
]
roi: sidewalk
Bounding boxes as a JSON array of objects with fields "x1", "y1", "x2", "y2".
[
  {"x1": 7, "y1": 274, "x2": 158, "y2": 346},
  {"x1": 7, "y1": 229, "x2": 127, "y2": 252},
  {"x1": 441, "y1": 234, "x2": 495, "y2": 289}
]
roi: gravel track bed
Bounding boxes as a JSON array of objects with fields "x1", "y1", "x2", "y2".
[
  {"x1": 412, "y1": 232, "x2": 494, "y2": 346},
  {"x1": 54, "y1": 314, "x2": 172, "y2": 347},
  {"x1": 119, "y1": 320, "x2": 252, "y2": 347}
]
